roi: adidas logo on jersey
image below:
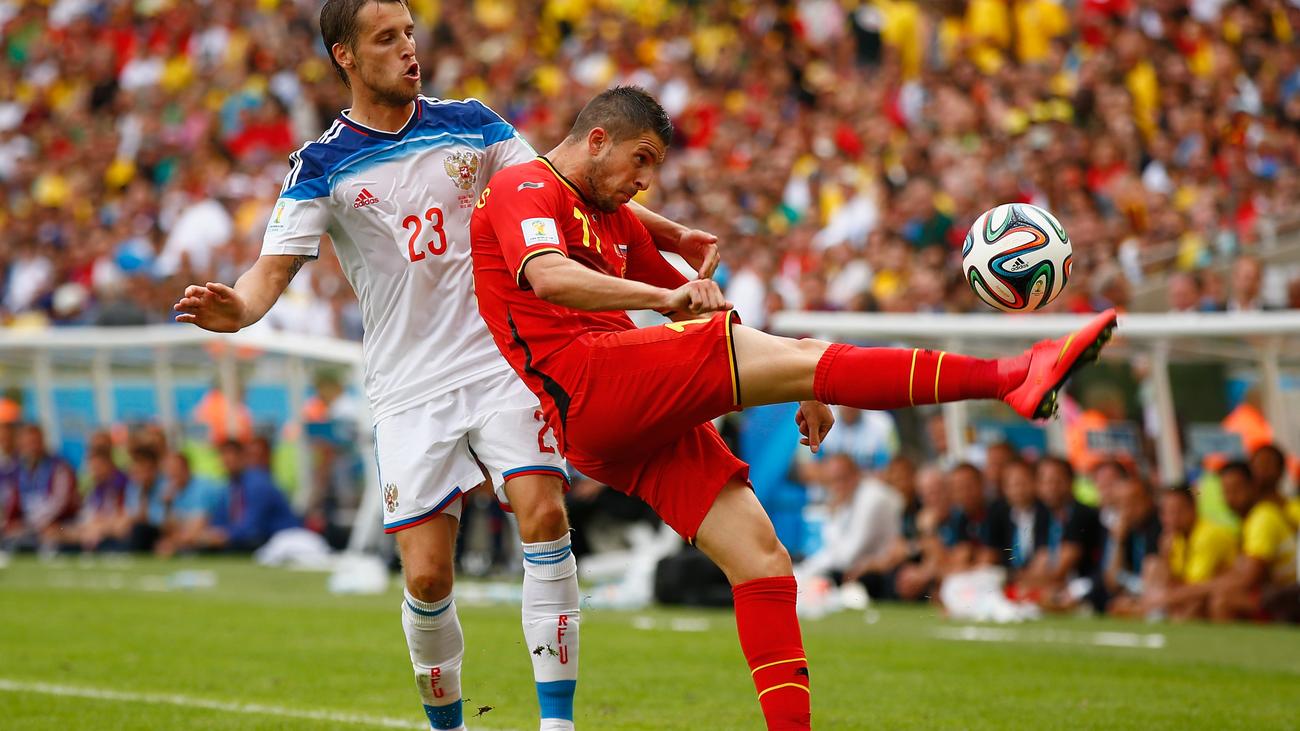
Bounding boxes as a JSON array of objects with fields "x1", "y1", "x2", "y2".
[{"x1": 353, "y1": 188, "x2": 380, "y2": 209}]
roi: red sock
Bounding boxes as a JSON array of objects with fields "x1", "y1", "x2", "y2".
[
  {"x1": 733, "y1": 576, "x2": 810, "y2": 730},
  {"x1": 813, "y1": 344, "x2": 1023, "y2": 410}
]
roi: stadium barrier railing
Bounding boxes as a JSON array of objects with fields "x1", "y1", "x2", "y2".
[{"x1": 0, "y1": 325, "x2": 387, "y2": 553}]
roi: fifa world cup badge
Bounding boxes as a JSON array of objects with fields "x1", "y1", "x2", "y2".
[{"x1": 383, "y1": 483, "x2": 399, "y2": 513}]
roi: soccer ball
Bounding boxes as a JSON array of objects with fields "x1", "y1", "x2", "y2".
[{"x1": 962, "y1": 203, "x2": 1072, "y2": 312}]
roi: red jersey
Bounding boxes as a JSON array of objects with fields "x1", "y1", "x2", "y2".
[{"x1": 470, "y1": 157, "x2": 688, "y2": 440}]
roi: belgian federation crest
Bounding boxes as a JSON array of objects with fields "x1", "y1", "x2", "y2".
[
  {"x1": 383, "y1": 483, "x2": 399, "y2": 513},
  {"x1": 444, "y1": 151, "x2": 481, "y2": 191}
]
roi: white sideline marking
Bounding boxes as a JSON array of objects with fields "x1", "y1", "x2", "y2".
[
  {"x1": 933, "y1": 626, "x2": 1166, "y2": 649},
  {"x1": 0, "y1": 678, "x2": 524, "y2": 729},
  {"x1": 630, "y1": 615, "x2": 712, "y2": 632}
]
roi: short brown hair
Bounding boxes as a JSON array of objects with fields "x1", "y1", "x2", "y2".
[
  {"x1": 566, "y1": 86, "x2": 674, "y2": 147},
  {"x1": 319, "y1": 0, "x2": 411, "y2": 88}
]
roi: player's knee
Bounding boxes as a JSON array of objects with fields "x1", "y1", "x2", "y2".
[
  {"x1": 763, "y1": 540, "x2": 793, "y2": 577},
  {"x1": 515, "y1": 497, "x2": 569, "y2": 543},
  {"x1": 405, "y1": 562, "x2": 455, "y2": 602},
  {"x1": 793, "y1": 337, "x2": 832, "y2": 356},
  {"x1": 735, "y1": 530, "x2": 792, "y2": 582}
]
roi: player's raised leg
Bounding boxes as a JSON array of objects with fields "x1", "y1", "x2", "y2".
[
  {"x1": 506, "y1": 475, "x2": 580, "y2": 731},
  {"x1": 695, "y1": 482, "x2": 808, "y2": 731},
  {"x1": 396, "y1": 513, "x2": 467, "y2": 731},
  {"x1": 728, "y1": 309, "x2": 1118, "y2": 419}
]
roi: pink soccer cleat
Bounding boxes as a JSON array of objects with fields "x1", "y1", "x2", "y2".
[{"x1": 1002, "y1": 309, "x2": 1118, "y2": 420}]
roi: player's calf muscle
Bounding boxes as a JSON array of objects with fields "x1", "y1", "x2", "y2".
[{"x1": 696, "y1": 483, "x2": 792, "y2": 583}]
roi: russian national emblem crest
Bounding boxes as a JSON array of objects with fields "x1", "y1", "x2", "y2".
[
  {"x1": 444, "y1": 151, "x2": 480, "y2": 192},
  {"x1": 383, "y1": 483, "x2": 399, "y2": 513}
]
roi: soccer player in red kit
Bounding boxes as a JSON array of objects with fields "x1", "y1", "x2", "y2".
[{"x1": 471, "y1": 87, "x2": 1116, "y2": 729}]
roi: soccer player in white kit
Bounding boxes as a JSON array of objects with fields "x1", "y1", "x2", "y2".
[{"x1": 173, "y1": 2, "x2": 719, "y2": 730}]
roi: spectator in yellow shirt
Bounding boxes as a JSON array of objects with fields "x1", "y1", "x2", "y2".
[
  {"x1": 1013, "y1": 0, "x2": 1069, "y2": 65},
  {"x1": 1250, "y1": 444, "x2": 1299, "y2": 529},
  {"x1": 1209, "y1": 462, "x2": 1298, "y2": 623},
  {"x1": 1117, "y1": 486, "x2": 1235, "y2": 620}
]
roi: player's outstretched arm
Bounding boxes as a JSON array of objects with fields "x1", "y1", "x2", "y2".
[
  {"x1": 173, "y1": 254, "x2": 311, "y2": 332},
  {"x1": 627, "y1": 201, "x2": 720, "y2": 279},
  {"x1": 525, "y1": 254, "x2": 730, "y2": 315}
]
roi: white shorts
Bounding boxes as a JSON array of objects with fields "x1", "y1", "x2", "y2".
[{"x1": 375, "y1": 368, "x2": 567, "y2": 533}]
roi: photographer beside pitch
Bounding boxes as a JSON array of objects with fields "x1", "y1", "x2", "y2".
[{"x1": 470, "y1": 86, "x2": 1116, "y2": 729}]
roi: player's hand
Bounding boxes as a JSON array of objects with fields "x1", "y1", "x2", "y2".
[
  {"x1": 173, "y1": 282, "x2": 247, "y2": 333},
  {"x1": 796, "y1": 400, "x2": 834, "y2": 453},
  {"x1": 663, "y1": 279, "x2": 731, "y2": 316},
  {"x1": 676, "y1": 228, "x2": 720, "y2": 280}
]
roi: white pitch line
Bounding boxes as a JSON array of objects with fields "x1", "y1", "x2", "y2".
[
  {"x1": 629, "y1": 615, "x2": 712, "y2": 633},
  {"x1": 933, "y1": 625, "x2": 1166, "y2": 649},
  {"x1": 0, "y1": 678, "x2": 520, "y2": 730}
]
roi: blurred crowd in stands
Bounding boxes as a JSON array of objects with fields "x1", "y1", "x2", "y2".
[
  {"x1": 5, "y1": 392, "x2": 1298, "y2": 625},
  {"x1": 2, "y1": 0, "x2": 1300, "y2": 334},
  {"x1": 0, "y1": 370, "x2": 520, "y2": 573},
  {"x1": 0, "y1": 420, "x2": 302, "y2": 557},
  {"x1": 794, "y1": 407, "x2": 1300, "y2": 623}
]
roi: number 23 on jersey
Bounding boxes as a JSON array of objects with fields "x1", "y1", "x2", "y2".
[{"x1": 403, "y1": 207, "x2": 447, "y2": 262}]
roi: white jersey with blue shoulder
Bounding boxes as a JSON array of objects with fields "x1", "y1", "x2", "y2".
[{"x1": 263, "y1": 96, "x2": 535, "y2": 423}]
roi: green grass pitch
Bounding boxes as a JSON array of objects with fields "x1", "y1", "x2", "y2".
[{"x1": 1, "y1": 557, "x2": 1296, "y2": 730}]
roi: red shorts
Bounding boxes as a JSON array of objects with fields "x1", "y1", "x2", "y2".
[{"x1": 549, "y1": 310, "x2": 750, "y2": 539}]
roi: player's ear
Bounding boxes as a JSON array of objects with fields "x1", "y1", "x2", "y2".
[
  {"x1": 332, "y1": 42, "x2": 354, "y2": 74},
  {"x1": 587, "y1": 127, "x2": 608, "y2": 157}
]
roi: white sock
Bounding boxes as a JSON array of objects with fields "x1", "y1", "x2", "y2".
[
  {"x1": 402, "y1": 589, "x2": 465, "y2": 731},
  {"x1": 521, "y1": 533, "x2": 580, "y2": 731}
]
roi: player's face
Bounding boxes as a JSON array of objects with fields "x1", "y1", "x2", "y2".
[
  {"x1": 344, "y1": 2, "x2": 419, "y2": 106},
  {"x1": 585, "y1": 131, "x2": 665, "y2": 213}
]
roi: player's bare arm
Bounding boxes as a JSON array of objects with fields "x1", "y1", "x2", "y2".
[
  {"x1": 627, "y1": 200, "x2": 720, "y2": 279},
  {"x1": 173, "y1": 254, "x2": 313, "y2": 332},
  {"x1": 524, "y1": 253, "x2": 730, "y2": 315}
]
